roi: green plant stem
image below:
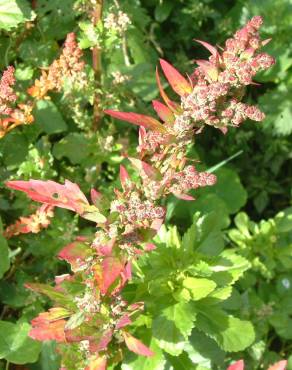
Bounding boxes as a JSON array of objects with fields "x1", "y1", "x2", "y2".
[
  {"x1": 92, "y1": 0, "x2": 103, "y2": 130},
  {"x1": 5, "y1": 361, "x2": 9, "y2": 370}
]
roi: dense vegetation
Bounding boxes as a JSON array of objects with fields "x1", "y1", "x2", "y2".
[{"x1": 0, "y1": 1, "x2": 291, "y2": 369}]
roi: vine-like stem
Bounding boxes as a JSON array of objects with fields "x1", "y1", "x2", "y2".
[{"x1": 92, "y1": 0, "x2": 103, "y2": 130}]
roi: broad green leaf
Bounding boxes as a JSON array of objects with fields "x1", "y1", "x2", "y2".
[
  {"x1": 182, "y1": 277, "x2": 216, "y2": 301},
  {"x1": 0, "y1": 0, "x2": 33, "y2": 30},
  {"x1": 211, "y1": 250, "x2": 250, "y2": 285},
  {"x1": 53, "y1": 133, "x2": 90, "y2": 164},
  {"x1": 275, "y1": 207, "x2": 292, "y2": 233},
  {"x1": 0, "y1": 321, "x2": 41, "y2": 364},
  {"x1": 34, "y1": 100, "x2": 68, "y2": 134},
  {"x1": 184, "y1": 329, "x2": 225, "y2": 367},
  {"x1": 196, "y1": 212, "x2": 225, "y2": 255},
  {"x1": 259, "y1": 83, "x2": 292, "y2": 136},
  {"x1": 152, "y1": 301, "x2": 196, "y2": 355},
  {"x1": 165, "y1": 351, "x2": 195, "y2": 369},
  {"x1": 196, "y1": 307, "x2": 255, "y2": 352},
  {"x1": 154, "y1": 0, "x2": 174, "y2": 22},
  {"x1": 0, "y1": 234, "x2": 9, "y2": 279},
  {"x1": 1, "y1": 131, "x2": 29, "y2": 167},
  {"x1": 19, "y1": 39, "x2": 58, "y2": 67},
  {"x1": 206, "y1": 168, "x2": 247, "y2": 214},
  {"x1": 37, "y1": 341, "x2": 60, "y2": 370}
]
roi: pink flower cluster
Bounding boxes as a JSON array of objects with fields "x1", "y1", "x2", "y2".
[
  {"x1": 185, "y1": 16, "x2": 275, "y2": 132},
  {"x1": 170, "y1": 165, "x2": 217, "y2": 196},
  {"x1": 28, "y1": 33, "x2": 85, "y2": 99},
  {"x1": 0, "y1": 66, "x2": 17, "y2": 116}
]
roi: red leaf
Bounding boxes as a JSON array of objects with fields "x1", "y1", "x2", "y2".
[
  {"x1": 144, "y1": 243, "x2": 156, "y2": 251},
  {"x1": 152, "y1": 100, "x2": 175, "y2": 124},
  {"x1": 93, "y1": 256, "x2": 125, "y2": 295},
  {"x1": 6, "y1": 179, "x2": 89, "y2": 215},
  {"x1": 227, "y1": 360, "x2": 244, "y2": 370},
  {"x1": 4, "y1": 204, "x2": 54, "y2": 238},
  {"x1": 94, "y1": 238, "x2": 115, "y2": 256},
  {"x1": 128, "y1": 157, "x2": 162, "y2": 181},
  {"x1": 90, "y1": 189, "x2": 102, "y2": 205},
  {"x1": 85, "y1": 356, "x2": 107, "y2": 370},
  {"x1": 92, "y1": 330, "x2": 113, "y2": 352},
  {"x1": 58, "y1": 237, "x2": 91, "y2": 271},
  {"x1": 268, "y1": 360, "x2": 287, "y2": 370},
  {"x1": 30, "y1": 313, "x2": 67, "y2": 342},
  {"x1": 159, "y1": 59, "x2": 192, "y2": 96},
  {"x1": 122, "y1": 331, "x2": 154, "y2": 357},
  {"x1": 195, "y1": 40, "x2": 220, "y2": 59},
  {"x1": 151, "y1": 218, "x2": 164, "y2": 231},
  {"x1": 173, "y1": 192, "x2": 195, "y2": 201},
  {"x1": 156, "y1": 67, "x2": 181, "y2": 113},
  {"x1": 120, "y1": 165, "x2": 130, "y2": 190},
  {"x1": 104, "y1": 110, "x2": 168, "y2": 134},
  {"x1": 116, "y1": 314, "x2": 132, "y2": 329}
]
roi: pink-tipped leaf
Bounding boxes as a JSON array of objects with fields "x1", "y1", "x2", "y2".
[
  {"x1": 122, "y1": 331, "x2": 154, "y2": 357},
  {"x1": 195, "y1": 39, "x2": 220, "y2": 60},
  {"x1": 85, "y1": 356, "x2": 107, "y2": 370},
  {"x1": 159, "y1": 59, "x2": 192, "y2": 96},
  {"x1": 227, "y1": 360, "x2": 244, "y2": 370},
  {"x1": 128, "y1": 157, "x2": 162, "y2": 181},
  {"x1": 93, "y1": 256, "x2": 125, "y2": 295},
  {"x1": 6, "y1": 179, "x2": 89, "y2": 215},
  {"x1": 30, "y1": 314, "x2": 67, "y2": 343},
  {"x1": 104, "y1": 110, "x2": 167, "y2": 134},
  {"x1": 120, "y1": 165, "x2": 130, "y2": 190},
  {"x1": 152, "y1": 100, "x2": 175, "y2": 123},
  {"x1": 156, "y1": 67, "x2": 181, "y2": 113},
  {"x1": 268, "y1": 360, "x2": 287, "y2": 370}
]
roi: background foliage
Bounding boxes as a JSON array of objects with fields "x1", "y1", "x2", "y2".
[{"x1": 0, "y1": 0, "x2": 291, "y2": 369}]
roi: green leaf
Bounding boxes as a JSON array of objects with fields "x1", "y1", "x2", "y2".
[
  {"x1": 0, "y1": 0, "x2": 33, "y2": 30},
  {"x1": 211, "y1": 250, "x2": 250, "y2": 285},
  {"x1": 184, "y1": 329, "x2": 225, "y2": 367},
  {"x1": 275, "y1": 207, "x2": 292, "y2": 233},
  {"x1": 153, "y1": 301, "x2": 196, "y2": 355},
  {"x1": 37, "y1": 341, "x2": 60, "y2": 370},
  {"x1": 233, "y1": 212, "x2": 251, "y2": 238},
  {"x1": 260, "y1": 83, "x2": 292, "y2": 136},
  {"x1": 34, "y1": 100, "x2": 67, "y2": 134},
  {"x1": 195, "y1": 212, "x2": 225, "y2": 256},
  {"x1": 0, "y1": 321, "x2": 41, "y2": 364},
  {"x1": 207, "y1": 168, "x2": 247, "y2": 214},
  {"x1": 53, "y1": 133, "x2": 89, "y2": 164},
  {"x1": 196, "y1": 307, "x2": 255, "y2": 352},
  {"x1": 182, "y1": 277, "x2": 216, "y2": 301},
  {"x1": 0, "y1": 234, "x2": 9, "y2": 279},
  {"x1": 1, "y1": 131, "x2": 29, "y2": 167},
  {"x1": 154, "y1": 1, "x2": 174, "y2": 22},
  {"x1": 65, "y1": 311, "x2": 85, "y2": 330}
]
